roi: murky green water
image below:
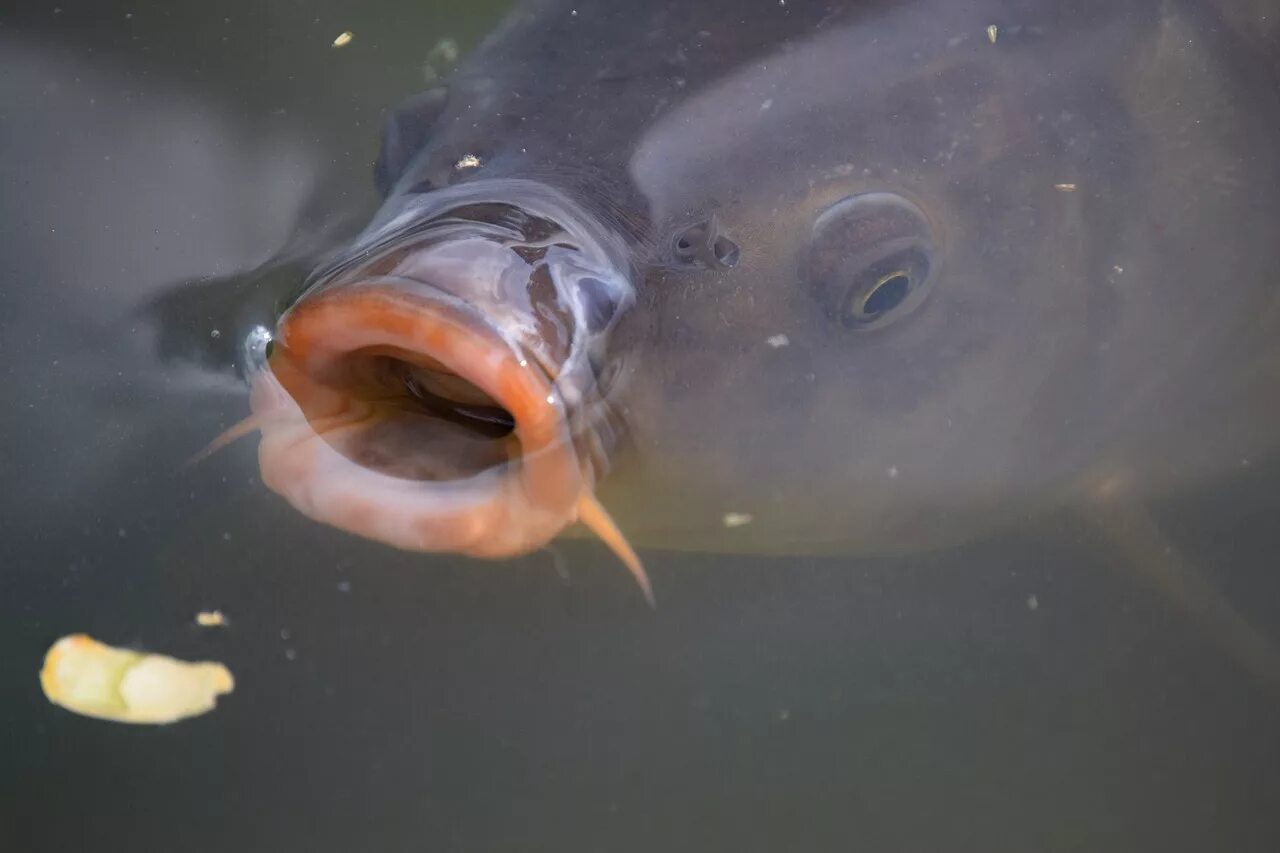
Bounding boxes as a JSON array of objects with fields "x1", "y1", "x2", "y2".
[{"x1": 3, "y1": 2, "x2": 1280, "y2": 851}]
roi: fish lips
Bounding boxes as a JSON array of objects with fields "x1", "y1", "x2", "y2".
[{"x1": 251, "y1": 207, "x2": 632, "y2": 559}]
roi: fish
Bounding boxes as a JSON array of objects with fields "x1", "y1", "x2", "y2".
[{"x1": 170, "y1": 1, "x2": 1280, "y2": 676}]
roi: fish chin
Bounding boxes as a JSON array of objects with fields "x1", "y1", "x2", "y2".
[{"x1": 250, "y1": 271, "x2": 594, "y2": 559}]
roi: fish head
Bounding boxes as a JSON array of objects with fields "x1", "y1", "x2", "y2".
[{"x1": 605, "y1": 1, "x2": 1280, "y2": 552}]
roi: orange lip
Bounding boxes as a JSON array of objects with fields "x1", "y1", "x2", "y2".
[
  {"x1": 259, "y1": 282, "x2": 584, "y2": 556},
  {"x1": 223, "y1": 281, "x2": 652, "y2": 602}
]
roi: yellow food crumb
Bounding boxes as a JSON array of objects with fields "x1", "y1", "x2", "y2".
[
  {"x1": 987, "y1": 24, "x2": 999, "y2": 44},
  {"x1": 1054, "y1": 183, "x2": 1079, "y2": 192},
  {"x1": 722, "y1": 512, "x2": 754, "y2": 528},
  {"x1": 332, "y1": 31, "x2": 354, "y2": 48},
  {"x1": 40, "y1": 634, "x2": 234, "y2": 725},
  {"x1": 195, "y1": 610, "x2": 227, "y2": 628},
  {"x1": 455, "y1": 153, "x2": 482, "y2": 170}
]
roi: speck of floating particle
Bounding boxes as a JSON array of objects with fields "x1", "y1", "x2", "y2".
[
  {"x1": 766, "y1": 333, "x2": 790, "y2": 348},
  {"x1": 455, "y1": 153, "x2": 482, "y2": 170},
  {"x1": 722, "y1": 512, "x2": 753, "y2": 528},
  {"x1": 1054, "y1": 182, "x2": 1078, "y2": 192},
  {"x1": 195, "y1": 610, "x2": 227, "y2": 628},
  {"x1": 1026, "y1": 594, "x2": 1040, "y2": 611},
  {"x1": 987, "y1": 24, "x2": 998, "y2": 43},
  {"x1": 332, "y1": 31, "x2": 353, "y2": 48}
]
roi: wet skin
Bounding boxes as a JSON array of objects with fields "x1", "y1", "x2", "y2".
[{"x1": 175, "y1": 0, "x2": 1280, "y2": 579}]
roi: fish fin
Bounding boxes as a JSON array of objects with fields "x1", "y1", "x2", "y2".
[
  {"x1": 185, "y1": 413, "x2": 263, "y2": 468},
  {"x1": 576, "y1": 492, "x2": 655, "y2": 607},
  {"x1": 1084, "y1": 472, "x2": 1280, "y2": 697}
]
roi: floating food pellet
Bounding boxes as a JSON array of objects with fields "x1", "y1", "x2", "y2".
[
  {"x1": 987, "y1": 24, "x2": 998, "y2": 44},
  {"x1": 195, "y1": 610, "x2": 227, "y2": 628},
  {"x1": 1054, "y1": 183, "x2": 1078, "y2": 192},
  {"x1": 40, "y1": 634, "x2": 234, "y2": 725},
  {"x1": 766, "y1": 333, "x2": 790, "y2": 348},
  {"x1": 332, "y1": 31, "x2": 353, "y2": 48},
  {"x1": 455, "y1": 153, "x2": 482, "y2": 170},
  {"x1": 722, "y1": 512, "x2": 754, "y2": 528}
]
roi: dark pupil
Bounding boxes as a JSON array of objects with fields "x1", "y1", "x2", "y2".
[{"x1": 862, "y1": 272, "x2": 910, "y2": 317}]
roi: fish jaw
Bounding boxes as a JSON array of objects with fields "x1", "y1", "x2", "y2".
[{"x1": 250, "y1": 283, "x2": 589, "y2": 559}]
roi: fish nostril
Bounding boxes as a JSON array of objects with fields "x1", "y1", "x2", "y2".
[
  {"x1": 712, "y1": 235, "x2": 741, "y2": 268},
  {"x1": 672, "y1": 216, "x2": 740, "y2": 270}
]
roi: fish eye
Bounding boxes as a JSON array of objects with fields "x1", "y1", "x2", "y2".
[
  {"x1": 848, "y1": 269, "x2": 911, "y2": 321},
  {"x1": 803, "y1": 193, "x2": 937, "y2": 331}
]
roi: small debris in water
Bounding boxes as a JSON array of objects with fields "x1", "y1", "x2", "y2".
[
  {"x1": 209, "y1": 328, "x2": 221, "y2": 340},
  {"x1": 987, "y1": 24, "x2": 999, "y2": 43},
  {"x1": 766, "y1": 333, "x2": 790, "y2": 348},
  {"x1": 284, "y1": 649, "x2": 298, "y2": 661},
  {"x1": 887, "y1": 465, "x2": 900, "y2": 479},
  {"x1": 778, "y1": 708, "x2": 791, "y2": 721},
  {"x1": 455, "y1": 153, "x2": 482, "y2": 170},
  {"x1": 1054, "y1": 183, "x2": 1078, "y2": 192},
  {"x1": 422, "y1": 38, "x2": 460, "y2": 83},
  {"x1": 40, "y1": 634, "x2": 234, "y2": 725},
  {"x1": 336, "y1": 580, "x2": 352, "y2": 593},
  {"x1": 195, "y1": 610, "x2": 227, "y2": 628},
  {"x1": 722, "y1": 512, "x2": 753, "y2": 528},
  {"x1": 1026, "y1": 594, "x2": 1040, "y2": 611},
  {"x1": 332, "y1": 31, "x2": 353, "y2": 48}
]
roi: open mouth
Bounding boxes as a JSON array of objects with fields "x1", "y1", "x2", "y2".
[
  {"x1": 225, "y1": 279, "x2": 651, "y2": 601},
  {"x1": 253, "y1": 281, "x2": 585, "y2": 554},
  {"x1": 193, "y1": 185, "x2": 651, "y2": 602},
  {"x1": 321, "y1": 346, "x2": 519, "y2": 483}
]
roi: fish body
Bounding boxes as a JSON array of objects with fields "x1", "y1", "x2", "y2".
[{"x1": 201, "y1": 0, "x2": 1278, "y2": 566}]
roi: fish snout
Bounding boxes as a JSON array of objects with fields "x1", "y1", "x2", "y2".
[{"x1": 248, "y1": 218, "x2": 632, "y2": 560}]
